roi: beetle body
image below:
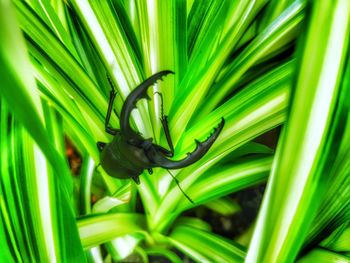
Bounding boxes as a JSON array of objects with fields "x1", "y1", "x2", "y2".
[{"x1": 99, "y1": 135, "x2": 151, "y2": 179}]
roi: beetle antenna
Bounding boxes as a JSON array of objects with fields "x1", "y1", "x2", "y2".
[
  {"x1": 106, "y1": 74, "x2": 115, "y2": 91},
  {"x1": 166, "y1": 169, "x2": 194, "y2": 204}
]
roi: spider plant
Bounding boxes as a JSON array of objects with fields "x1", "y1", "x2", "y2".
[{"x1": 1, "y1": 0, "x2": 349, "y2": 262}]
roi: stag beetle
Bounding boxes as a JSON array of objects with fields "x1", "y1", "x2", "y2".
[{"x1": 97, "y1": 71, "x2": 224, "y2": 189}]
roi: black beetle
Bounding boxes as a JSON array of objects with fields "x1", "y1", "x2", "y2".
[{"x1": 97, "y1": 70, "x2": 224, "y2": 187}]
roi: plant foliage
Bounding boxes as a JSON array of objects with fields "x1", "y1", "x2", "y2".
[{"x1": 0, "y1": 0, "x2": 349, "y2": 262}]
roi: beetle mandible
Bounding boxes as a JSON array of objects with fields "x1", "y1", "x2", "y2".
[{"x1": 97, "y1": 71, "x2": 225, "y2": 186}]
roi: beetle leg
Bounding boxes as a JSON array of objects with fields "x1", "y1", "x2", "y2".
[
  {"x1": 160, "y1": 116, "x2": 174, "y2": 157},
  {"x1": 154, "y1": 92, "x2": 174, "y2": 157},
  {"x1": 146, "y1": 118, "x2": 225, "y2": 169},
  {"x1": 97, "y1": 142, "x2": 106, "y2": 152},
  {"x1": 132, "y1": 176, "x2": 141, "y2": 184},
  {"x1": 120, "y1": 70, "x2": 174, "y2": 145},
  {"x1": 105, "y1": 75, "x2": 120, "y2": 135}
]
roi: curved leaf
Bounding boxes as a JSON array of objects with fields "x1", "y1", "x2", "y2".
[
  {"x1": 168, "y1": 225, "x2": 245, "y2": 263},
  {"x1": 78, "y1": 213, "x2": 147, "y2": 249}
]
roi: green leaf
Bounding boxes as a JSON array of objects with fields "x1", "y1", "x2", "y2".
[
  {"x1": 69, "y1": 0, "x2": 153, "y2": 137},
  {"x1": 25, "y1": 0, "x2": 79, "y2": 59},
  {"x1": 259, "y1": 0, "x2": 296, "y2": 30},
  {"x1": 174, "y1": 217, "x2": 212, "y2": 232},
  {"x1": 185, "y1": 157, "x2": 271, "y2": 207},
  {"x1": 0, "y1": 2, "x2": 84, "y2": 261},
  {"x1": 204, "y1": 197, "x2": 241, "y2": 216},
  {"x1": 169, "y1": 0, "x2": 269, "y2": 143},
  {"x1": 247, "y1": 0, "x2": 350, "y2": 261},
  {"x1": 92, "y1": 183, "x2": 131, "y2": 213},
  {"x1": 298, "y1": 248, "x2": 350, "y2": 263},
  {"x1": 0, "y1": 100, "x2": 84, "y2": 262},
  {"x1": 169, "y1": 225, "x2": 245, "y2": 262},
  {"x1": 320, "y1": 223, "x2": 350, "y2": 252},
  {"x1": 0, "y1": 0, "x2": 71, "y2": 189},
  {"x1": 14, "y1": 1, "x2": 108, "y2": 137},
  {"x1": 0, "y1": 182, "x2": 16, "y2": 262},
  {"x1": 304, "y1": 54, "x2": 350, "y2": 250},
  {"x1": 78, "y1": 213, "x2": 147, "y2": 249},
  {"x1": 201, "y1": 0, "x2": 305, "y2": 117},
  {"x1": 106, "y1": 234, "x2": 144, "y2": 261}
]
